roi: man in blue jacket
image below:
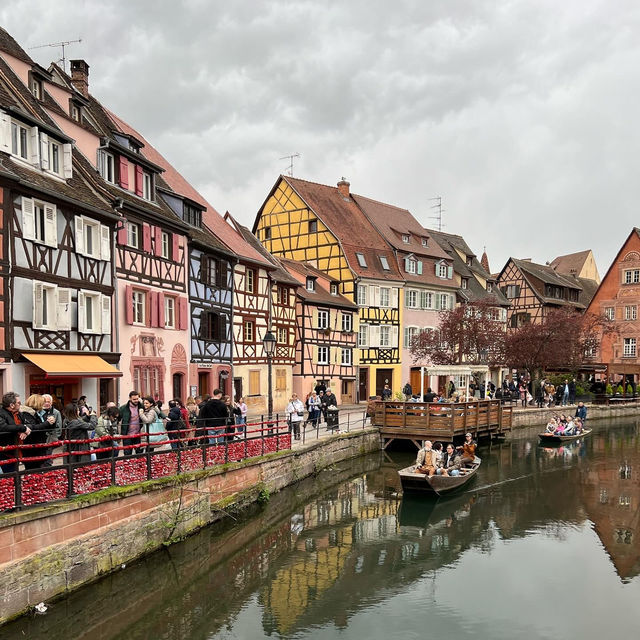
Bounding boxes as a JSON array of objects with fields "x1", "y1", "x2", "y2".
[{"x1": 575, "y1": 402, "x2": 587, "y2": 421}]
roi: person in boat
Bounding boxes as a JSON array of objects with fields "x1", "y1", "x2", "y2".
[
  {"x1": 459, "y1": 432, "x2": 477, "y2": 467},
  {"x1": 575, "y1": 402, "x2": 587, "y2": 422},
  {"x1": 436, "y1": 444, "x2": 462, "y2": 477},
  {"x1": 415, "y1": 440, "x2": 438, "y2": 477},
  {"x1": 433, "y1": 441, "x2": 443, "y2": 465},
  {"x1": 573, "y1": 418, "x2": 583, "y2": 434},
  {"x1": 545, "y1": 417, "x2": 558, "y2": 433},
  {"x1": 563, "y1": 417, "x2": 576, "y2": 435}
]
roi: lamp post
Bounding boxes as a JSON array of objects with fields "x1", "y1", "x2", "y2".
[{"x1": 262, "y1": 329, "x2": 277, "y2": 418}]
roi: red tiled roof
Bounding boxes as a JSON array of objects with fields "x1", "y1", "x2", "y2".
[
  {"x1": 104, "y1": 108, "x2": 266, "y2": 264},
  {"x1": 283, "y1": 176, "x2": 402, "y2": 281},
  {"x1": 549, "y1": 250, "x2": 592, "y2": 277}
]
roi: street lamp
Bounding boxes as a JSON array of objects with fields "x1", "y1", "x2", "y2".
[{"x1": 263, "y1": 329, "x2": 277, "y2": 417}]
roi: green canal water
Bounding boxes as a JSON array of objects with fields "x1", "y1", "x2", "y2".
[{"x1": 3, "y1": 420, "x2": 640, "y2": 639}]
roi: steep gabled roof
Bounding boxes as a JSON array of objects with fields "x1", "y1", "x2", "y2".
[
  {"x1": 549, "y1": 250, "x2": 591, "y2": 277},
  {"x1": 277, "y1": 176, "x2": 402, "y2": 281},
  {"x1": 0, "y1": 27, "x2": 32, "y2": 65}
]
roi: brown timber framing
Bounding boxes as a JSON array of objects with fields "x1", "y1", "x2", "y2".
[{"x1": 372, "y1": 400, "x2": 513, "y2": 449}]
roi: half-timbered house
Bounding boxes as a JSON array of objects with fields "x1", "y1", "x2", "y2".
[
  {"x1": 497, "y1": 257, "x2": 598, "y2": 329},
  {"x1": 39, "y1": 58, "x2": 193, "y2": 403},
  {"x1": 254, "y1": 176, "x2": 403, "y2": 400},
  {"x1": 0, "y1": 31, "x2": 121, "y2": 406},
  {"x1": 226, "y1": 214, "x2": 297, "y2": 413},
  {"x1": 280, "y1": 258, "x2": 358, "y2": 403}
]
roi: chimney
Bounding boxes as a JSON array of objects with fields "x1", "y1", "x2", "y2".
[
  {"x1": 337, "y1": 177, "x2": 350, "y2": 198},
  {"x1": 70, "y1": 59, "x2": 90, "y2": 98}
]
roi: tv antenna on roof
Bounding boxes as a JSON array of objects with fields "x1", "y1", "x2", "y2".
[
  {"x1": 29, "y1": 38, "x2": 82, "y2": 73},
  {"x1": 428, "y1": 196, "x2": 445, "y2": 231},
  {"x1": 280, "y1": 152, "x2": 300, "y2": 177}
]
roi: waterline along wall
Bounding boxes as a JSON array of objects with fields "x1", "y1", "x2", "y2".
[{"x1": 0, "y1": 429, "x2": 381, "y2": 625}]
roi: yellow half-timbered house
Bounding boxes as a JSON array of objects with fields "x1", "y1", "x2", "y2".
[{"x1": 254, "y1": 176, "x2": 403, "y2": 400}]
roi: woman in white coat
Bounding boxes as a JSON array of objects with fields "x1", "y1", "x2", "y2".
[{"x1": 286, "y1": 393, "x2": 305, "y2": 440}]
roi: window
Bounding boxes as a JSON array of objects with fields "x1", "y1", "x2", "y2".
[
  {"x1": 461, "y1": 278, "x2": 468, "y2": 290},
  {"x1": 183, "y1": 203, "x2": 202, "y2": 227},
  {"x1": 317, "y1": 309, "x2": 329, "y2": 329},
  {"x1": 78, "y1": 290, "x2": 110, "y2": 334},
  {"x1": 510, "y1": 312, "x2": 531, "y2": 328},
  {"x1": 142, "y1": 172, "x2": 152, "y2": 200},
  {"x1": 440, "y1": 294, "x2": 449, "y2": 310},
  {"x1": 625, "y1": 306, "x2": 637, "y2": 321},
  {"x1": 330, "y1": 283, "x2": 339, "y2": 296},
  {"x1": 244, "y1": 320, "x2": 255, "y2": 342},
  {"x1": 249, "y1": 370, "x2": 261, "y2": 395},
  {"x1": 70, "y1": 102, "x2": 81, "y2": 122},
  {"x1": 406, "y1": 290, "x2": 418, "y2": 308},
  {"x1": 624, "y1": 338, "x2": 636, "y2": 357},
  {"x1": 341, "y1": 348, "x2": 352, "y2": 365},
  {"x1": 306, "y1": 277, "x2": 316, "y2": 292},
  {"x1": 505, "y1": 284, "x2": 520, "y2": 299},
  {"x1": 48, "y1": 140, "x2": 61, "y2": 175},
  {"x1": 277, "y1": 286, "x2": 288, "y2": 305},
  {"x1": 358, "y1": 325, "x2": 368, "y2": 347},
  {"x1": 380, "y1": 325, "x2": 390, "y2": 347},
  {"x1": 624, "y1": 270, "x2": 640, "y2": 284},
  {"x1": 29, "y1": 77, "x2": 42, "y2": 99},
  {"x1": 277, "y1": 326, "x2": 288, "y2": 344},
  {"x1": 21, "y1": 197, "x2": 57, "y2": 247},
  {"x1": 127, "y1": 222, "x2": 140, "y2": 249},
  {"x1": 342, "y1": 313, "x2": 352, "y2": 332},
  {"x1": 317, "y1": 346, "x2": 329, "y2": 364},
  {"x1": 132, "y1": 290, "x2": 146, "y2": 324},
  {"x1": 421, "y1": 238, "x2": 428, "y2": 247},
  {"x1": 437, "y1": 262, "x2": 448, "y2": 278},
  {"x1": 33, "y1": 282, "x2": 71, "y2": 330},
  {"x1": 487, "y1": 282, "x2": 493, "y2": 293},
  {"x1": 403, "y1": 326, "x2": 419, "y2": 348},
  {"x1": 357, "y1": 284, "x2": 367, "y2": 306},
  {"x1": 11, "y1": 121, "x2": 29, "y2": 159},
  {"x1": 200, "y1": 311, "x2": 225, "y2": 341},
  {"x1": 406, "y1": 258, "x2": 416, "y2": 274},
  {"x1": 421, "y1": 291, "x2": 433, "y2": 309},
  {"x1": 164, "y1": 296, "x2": 176, "y2": 328},
  {"x1": 246, "y1": 269, "x2": 255, "y2": 293},
  {"x1": 466, "y1": 257, "x2": 473, "y2": 267},
  {"x1": 133, "y1": 365, "x2": 162, "y2": 398},
  {"x1": 161, "y1": 231, "x2": 170, "y2": 259},
  {"x1": 98, "y1": 150, "x2": 115, "y2": 183},
  {"x1": 380, "y1": 256, "x2": 390, "y2": 270},
  {"x1": 308, "y1": 219, "x2": 317, "y2": 233},
  {"x1": 263, "y1": 226, "x2": 271, "y2": 240},
  {"x1": 605, "y1": 307, "x2": 615, "y2": 320},
  {"x1": 356, "y1": 253, "x2": 367, "y2": 268},
  {"x1": 276, "y1": 369, "x2": 287, "y2": 391},
  {"x1": 380, "y1": 287, "x2": 390, "y2": 307},
  {"x1": 402, "y1": 234, "x2": 410, "y2": 244},
  {"x1": 75, "y1": 217, "x2": 110, "y2": 260}
]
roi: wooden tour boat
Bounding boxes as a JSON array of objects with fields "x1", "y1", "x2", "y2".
[
  {"x1": 538, "y1": 428, "x2": 592, "y2": 444},
  {"x1": 398, "y1": 456, "x2": 481, "y2": 496}
]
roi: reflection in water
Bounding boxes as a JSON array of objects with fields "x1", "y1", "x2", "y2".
[{"x1": 4, "y1": 421, "x2": 640, "y2": 640}]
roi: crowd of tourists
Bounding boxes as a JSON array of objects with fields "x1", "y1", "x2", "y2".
[
  {"x1": 414, "y1": 432, "x2": 478, "y2": 477},
  {"x1": 0, "y1": 389, "x2": 253, "y2": 473},
  {"x1": 285, "y1": 382, "x2": 339, "y2": 440}
]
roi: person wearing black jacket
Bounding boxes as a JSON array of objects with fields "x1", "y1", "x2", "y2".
[
  {"x1": 0, "y1": 392, "x2": 30, "y2": 472},
  {"x1": 19, "y1": 395, "x2": 53, "y2": 469},
  {"x1": 63, "y1": 403, "x2": 97, "y2": 463},
  {"x1": 198, "y1": 389, "x2": 228, "y2": 444}
]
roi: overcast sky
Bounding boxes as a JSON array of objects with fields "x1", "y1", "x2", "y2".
[{"x1": 2, "y1": 0, "x2": 638, "y2": 277}]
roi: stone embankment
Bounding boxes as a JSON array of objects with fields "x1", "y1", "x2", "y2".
[
  {"x1": 0, "y1": 428, "x2": 380, "y2": 625},
  {"x1": 509, "y1": 402, "x2": 640, "y2": 428}
]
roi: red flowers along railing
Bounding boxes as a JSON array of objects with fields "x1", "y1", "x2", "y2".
[{"x1": 0, "y1": 419, "x2": 291, "y2": 512}]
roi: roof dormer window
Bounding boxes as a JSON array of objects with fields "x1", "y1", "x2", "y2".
[
  {"x1": 466, "y1": 257, "x2": 473, "y2": 267},
  {"x1": 402, "y1": 234, "x2": 410, "y2": 244},
  {"x1": 461, "y1": 278, "x2": 468, "y2": 289},
  {"x1": 11, "y1": 121, "x2": 29, "y2": 159},
  {"x1": 183, "y1": 203, "x2": 202, "y2": 227},
  {"x1": 70, "y1": 101, "x2": 81, "y2": 122},
  {"x1": 306, "y1": 276, "x2": 316, "y2": 292},
  {"x1": 98, "y1": 149, "x2": 115, "y2": 183},
  {"x1": 330, "y1": 282, "x2": 339, "y2": 295},
  {"x1": 421, "y1": 238, "x2": 428, "y2": 247},
  {"x1": 380, "y1": 255, "x2": 390, "y2": 270},
  {"x1": 487, "y1": 282, "x2": 493, "y2": 293},
  {"x1": 355, "y1": 252, "x2": 367, "y2": 268},
  {"x1": 142, "y1": 171, "x2": 152, "y2": 200},
  {"x1": 29, "y1": 76, "x2": 42, "y2": 100}
]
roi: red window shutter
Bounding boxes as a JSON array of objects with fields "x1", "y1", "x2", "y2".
[
  {"x1": 178, "y1": 297, "x2": 188, "y2": 330},
  {"x1": 158, "y1": 292, "x2": 165, "y2": 328},
  {"x1": 172, "y1": 234, "x2": 180, "y2": 263},
  {"x1": 135, "y1": 165, "x2": 143, "y2": 196},
  {"x1": 142, "y1": 223, "x2": 152, "y2": 253},
  {"x1": 153, "y1": 226, "x2": 162, "y2": 256},
  {"x1": 125, "y1": 285, "x2": 133, "y2": 325},
  {"x1": 119, "y1": 156, "x2": 129, "y2": 189},
  {"x1": 150, "y1": 291, "x2": 158, "y2": 327},
  {"x1": 117, "y1": 224, "x2": 128, "y2": 245}
]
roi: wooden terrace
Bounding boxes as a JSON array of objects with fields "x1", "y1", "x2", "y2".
[{"x1": 371, "y1": 400, "x2": 513, "y2": 450}]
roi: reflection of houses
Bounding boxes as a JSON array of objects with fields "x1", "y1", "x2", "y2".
[
  {"x1": 0, "y1": 31, "x2": 122, "y2": 406},
  {"x1": 280, "y1": 258, "x2": 358, "y2": 404},
  {"x1": 497, "y1": 255, "x2": 598, "y2": 328},
  {"x1": 586, "y1": 230, "x2": 640, "y2": 385},
  {"x1": 254, "y1": 176, "x2": 404, "y2": 399}
]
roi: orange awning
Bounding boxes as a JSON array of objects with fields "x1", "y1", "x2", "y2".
[{"x1": 23, "y1": 353, "x2": 123, "y2": 378}]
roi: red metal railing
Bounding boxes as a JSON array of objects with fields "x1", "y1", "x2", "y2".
[{"x1": 0, "y1": 417, "x2": 291, "y2": 512}]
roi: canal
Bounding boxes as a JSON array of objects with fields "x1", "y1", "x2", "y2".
[{"x1": 3, "y1": 420, "x2": 640, "y2": 639}]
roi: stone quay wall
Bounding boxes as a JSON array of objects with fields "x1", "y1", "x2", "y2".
[
  {"x1": 0, "y1": 429, "x2": 381, "y2": 625},
  {"x1": 510, "y1": 403, "x2": 640, "y2": 428}
]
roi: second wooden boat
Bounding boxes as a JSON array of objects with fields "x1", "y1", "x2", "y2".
[{"x1": 538, "y1": 428, "x2": 592, "y2": 444}]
